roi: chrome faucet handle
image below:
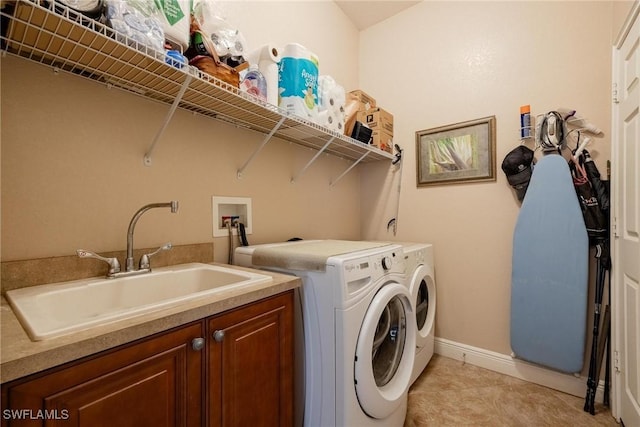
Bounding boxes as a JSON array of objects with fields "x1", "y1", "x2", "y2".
[
  {"x1": 139, "y1": 242, "x2": 172, "y2": 270},
  {"x1": 77, "y1": 249, "x2": 121, "y2": 276}
]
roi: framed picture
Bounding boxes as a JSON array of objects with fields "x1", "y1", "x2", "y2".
[{"x1": 416, "y1": 116, "x2": 497, "y2": 187}]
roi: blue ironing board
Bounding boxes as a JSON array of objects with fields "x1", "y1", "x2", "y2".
[{"x1": 510, "y1": 153, "x2": 589, "y2": 373}]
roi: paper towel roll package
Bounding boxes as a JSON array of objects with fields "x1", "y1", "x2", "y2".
[
  {"x1": 317, "y1": 75, "x2": 345, "y2": 132},
  {"x1": 278, "y1": 43, "x2": 319, "y2": 121},
  {"x1": 318, "y1": 110, "x2": 343, "y2": 133},
  {"x1": 248, "y1": 44, "x2": 281, "y2": 106}
]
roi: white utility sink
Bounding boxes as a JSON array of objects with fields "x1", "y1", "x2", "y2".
[{"x1": 5, "y1": 263, "x2": 272, "y2": 341}]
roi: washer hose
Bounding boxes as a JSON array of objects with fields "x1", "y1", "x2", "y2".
[
  {"x1": 237, "y1": 222, "x2": 249, "y2": 246},
  {"x1": 227, "y1": 221, "x2": 234, "y2": 264}
]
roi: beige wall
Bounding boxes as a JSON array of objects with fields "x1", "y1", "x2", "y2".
[
  {"x1": 359, "y1": 1, "x2": 616, "y2": 362},
  {"x1": 0, "y1": 1, "x2": 361, "y2": 263}
]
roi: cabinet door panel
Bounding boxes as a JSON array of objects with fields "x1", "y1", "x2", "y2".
[
  {"x1": 3, "y1": 323, "x2": 204, "y2": 427},
  {"x1": 208, "y1": 292, "x2": 293, "y2": 427},
  {"x1": 46, "y1": 348, "x2": 180, "y2": 427}
]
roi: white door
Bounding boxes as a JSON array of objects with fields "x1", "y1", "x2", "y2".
[{"x1": 613, "y1": 3, "x2": 640, "y2": 426}]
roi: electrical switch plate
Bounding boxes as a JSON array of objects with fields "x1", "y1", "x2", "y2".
[{"x1": 212, "y1": 196, "x2": 252, "y2": 237}]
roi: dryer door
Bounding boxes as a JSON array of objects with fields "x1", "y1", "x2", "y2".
[
  {"x1": 354, "y1": 282, "x2": 415, "y2": 419},
  {"x1": 411, "y1": 264, "x2": 436, "y2": 349}
]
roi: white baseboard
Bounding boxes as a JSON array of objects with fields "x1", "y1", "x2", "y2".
[{"x1": 434, "y1": 337, "x2": 606, "y2": 402}]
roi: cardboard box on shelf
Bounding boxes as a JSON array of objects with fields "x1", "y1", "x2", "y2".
[
  {"x1": 357, "y1": 107, "x2": 393, "y2": 134},
  {"x1": 372, "y1": 129, "x2": 393, "y2": 153},
  {"x1": 349, "y1": 90, "x2": 377, "y2": 111}
]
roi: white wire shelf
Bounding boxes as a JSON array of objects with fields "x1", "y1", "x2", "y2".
[{"x1": 1, "y1": 0, "x2": 394, "y2": 173}]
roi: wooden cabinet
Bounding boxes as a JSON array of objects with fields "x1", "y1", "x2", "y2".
[
  {"x1": 207, "y1": 291, "x2": 294, "y2": 427},
  {"x1": 1, "y1": 322, "x2": 205, "y2": 427},
  {"x1": 1, "y1": 291, "x2": 294, "y2": 427}
]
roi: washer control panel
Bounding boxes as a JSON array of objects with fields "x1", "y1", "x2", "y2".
[{"x1": 340, "y1": 246, "x2": 405, "y2": 286}]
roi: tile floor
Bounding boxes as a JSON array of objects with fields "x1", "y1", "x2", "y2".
[{"x1": 405, "y1": 354, "x2": 619, "y2": 426}]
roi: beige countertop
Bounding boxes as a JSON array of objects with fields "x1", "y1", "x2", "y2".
[{"x1": 0, "y1": 263, "x2": 300, "y2": 384}]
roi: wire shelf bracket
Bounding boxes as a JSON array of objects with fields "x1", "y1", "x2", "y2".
[
  {"x1": 237, "y1": 116, "x2": 286, "y2": 178},
  {"x1": 144, "y1": 73, "x2": 193, "y2": 166},
  {"x1": 291, "y1": 136, "x2": 335, "y2": 184},
  {"x1": 330, "y1": 151, "x2": 370, "y2": 187}
]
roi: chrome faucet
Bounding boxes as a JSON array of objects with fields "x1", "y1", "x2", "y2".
[
  {"x1": 125, "y1": 201, "x2": 178, "y2": 272},
  {"x1": 78, "y1": 201, "x2": 179, "y2": 278}
]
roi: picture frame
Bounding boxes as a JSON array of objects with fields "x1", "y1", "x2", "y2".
[{"x1": 416, "y1": 116, "x2": 497, "y2": 187}]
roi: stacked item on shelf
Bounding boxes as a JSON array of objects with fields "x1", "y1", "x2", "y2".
[
  {"x1": 53, "y1": 0, "x2": 104, "y2": 19},
  {"x1": 155, "y1": 0, "x2": 190, "y2": 67},
  {"x1": 247, "y1": 44, "x2": 281, "y2": 106},
  {"x1": 344, "y1": 89, "x2": 376, "y2": 144},
  {"x1": 46, "y1": 0, "x2": 190, "y2": 69},
  {"x1": 104, "y1": 0, "x2": 165, "y2": 59},
  {"x1": 350, "y1": 120, "x2": 373, "y2": 145},
  {"x1": 317, "y1": 75, "x2": 346, "y2": 133},
  {"x1": 155, "y1": 0, "x2": 190, "y2": 51},
  {"x1": 191, "y1": 0, "x2": 248, "y2": 69},
  {"x1": 185, "y1": 0, "x2": 249, "y2": 87},
  {"x1": 239, "y1": 65, "x2": 268, "y2": 101},
  {"x1": 277, "y1": 42, "x2": 320, "y2": 122},
  {"x1": 358, "y1": 106, "x2": 394, "y2": 153},
  {"x1": 344, "y1": 89, "x2": 394, "y2": 152}
]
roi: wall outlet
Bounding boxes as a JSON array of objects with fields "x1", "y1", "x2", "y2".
[{"x1": 212, "y1": 196, "x2": 252, "y2": 237}]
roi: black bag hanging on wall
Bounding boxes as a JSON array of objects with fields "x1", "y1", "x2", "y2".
[
  {"x1": 582, "y1": 149, "x2": 610, "y2": 213},
  {"x1": 571, "y1": 158, "x2": 608, "y2": 244}
]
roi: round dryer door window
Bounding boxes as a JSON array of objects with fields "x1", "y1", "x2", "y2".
[
  {"x1": 416, "y1": 279, "x2": 429, "y2": 330},
  {"x1": 354, "y1": 282, "x2": 415, "y2": 419},
  {"x1": 412, "y1": 265, "x2": 436, "y2": 346}
]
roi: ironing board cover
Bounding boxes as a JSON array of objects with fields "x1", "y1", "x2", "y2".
[{"x1": 510, "y1": 153, "x2": 589, "y2": 373}]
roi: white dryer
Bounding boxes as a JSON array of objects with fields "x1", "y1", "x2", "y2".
[
  {"x1": 402, "y1": 242, "x2": 436, "y2": 385},
  {"x1": 235, "y1": 240, "x2": 416, "y2": 427}
]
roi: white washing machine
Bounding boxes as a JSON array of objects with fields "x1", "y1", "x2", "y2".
[
  {"x1": 235, "y1": 240, "x2": 416, "y2": 427},
  {"x1": 402, "y1": 242, "x2": 436, "y2": 385}
]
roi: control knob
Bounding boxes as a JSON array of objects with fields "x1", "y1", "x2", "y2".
[{"x1": 381, "y1": 256, "x2": 392, "y2": 270}]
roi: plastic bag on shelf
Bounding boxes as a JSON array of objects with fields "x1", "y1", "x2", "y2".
[
  {"x1": 191, "y1": 0, "x2": 247, "y2": 68},
  {"x1": 104, "y1": 0, "x2": 165, "y2": 58},
  {"x1": 155, "y1": 0, "x2": 191, "y2": 51},
  {"x1": 54, "y1": 0, "x2": 105, "y2": 20},
  {"x1": 186, "y1": 14, "x2": 240, "y2": 87}
]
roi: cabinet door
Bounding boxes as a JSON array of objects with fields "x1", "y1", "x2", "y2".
[
  {"x1": 2, "y1": 322, "x2": 204, "y2": 427},
  {"x1": 208, "y1": 291, "x2": 294, "y2": 427}
]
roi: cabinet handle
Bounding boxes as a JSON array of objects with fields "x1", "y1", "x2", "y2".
[
  {"x1": 213, "y1": 330, "x2": 225, "y2": 342},
  {"x1": 191, "y1": 337, "x2": 205, "y2": 351}
]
